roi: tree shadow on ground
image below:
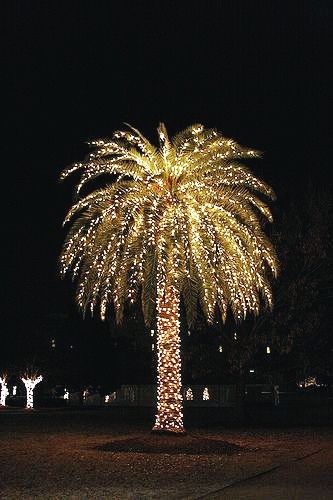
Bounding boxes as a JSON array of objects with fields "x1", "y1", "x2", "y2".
[{"x1": 95, "y1": 434, "x2": 248, "y2": 455}]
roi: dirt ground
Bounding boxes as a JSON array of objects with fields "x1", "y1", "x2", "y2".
[{"x1": 0, "y1": 408, "x2": 332, "y2": 499}]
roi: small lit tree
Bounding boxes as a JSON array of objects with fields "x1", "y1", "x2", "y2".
[
  {"x1": 0, "y1": 373, "x2": 9, "y2": 406},
  {"x1": 61, "y1": 123, "x2": 278, "y2": 433},
  {"x1": 203, "y1": 387, "x2": 210, "y2": 400},
  {"x1": 21, "y1": 370, "x2": 43, "y2": 409}
]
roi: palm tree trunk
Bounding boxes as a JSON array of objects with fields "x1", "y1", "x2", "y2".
[{"x1": 153, "y1": 281, "x2": 185, "y2": 433}]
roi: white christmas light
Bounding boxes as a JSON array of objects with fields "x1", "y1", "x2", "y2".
[
  {"x1": 185, "y1": 387, "x2": 193, "y2": 400},
  {"x1": 21, "y1": 374, "x2": 43, "y2": 409},
  {"x1": 203, "y1": 387, "x2": 210, "y2": 400},
  {"x1": 299, "y1": 376, "x2": 319, "y2": 388},
  {"x1": 0, "y1": 375, "x2": 9, "y2": 406}
]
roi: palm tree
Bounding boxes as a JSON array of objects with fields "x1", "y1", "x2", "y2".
[{"x1": 60, "y1": 123, "x2": 278, "y2": 433}]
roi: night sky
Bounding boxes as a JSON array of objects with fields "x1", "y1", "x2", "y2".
[{"x1": 3, "y1": 1, "x2": 332, "y2": 363}]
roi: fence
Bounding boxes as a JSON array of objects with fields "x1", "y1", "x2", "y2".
[{"x1": 108, "y1": 384, "x2": 237, "y2": 407}]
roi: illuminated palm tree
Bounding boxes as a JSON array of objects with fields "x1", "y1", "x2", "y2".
[
  {"x1": 0, "y1": 373, "x2": 9, "y2": 406},
  {"x1": 60, "y1": 123, "x2": 278, "y2": 433},
  {"x1": 21, "y1": 369, "x2": 43, "y2": 409}
]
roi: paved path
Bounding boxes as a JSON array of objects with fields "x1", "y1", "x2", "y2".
[{"x1": 204, "y1": 447, "x2": 333, "y2": 500}]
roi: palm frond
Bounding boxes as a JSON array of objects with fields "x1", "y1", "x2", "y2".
[{"x1": 61, "y1": 123, "x2": 278, "y2": 326}]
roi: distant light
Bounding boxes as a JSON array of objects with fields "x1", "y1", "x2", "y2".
[
  {"x1": 0, "y1": 376, "x2": 9, "y2": 406},
  {"x1": 70, "y1": 345, "x2": 73, "y2": 349},
  {"x1": 21, "y1": 375, "x2": 43, "y2": 409},
  {"x1": 185, "y1": 388, "x2": 193, "y2": 400},
  {"x1": 105, "y1": 395, "x2": 110, "y2": 403},
  {"x1": 203, "y1": 387, "x2": 210, "y2": 400},
  {"x1": 266, "y1": 346, "x2": 271, "y2": 354},
  {"x1": 249, "y1": 369, "x2": 255, "y2": 373},
  {"x1": 51, "y1": 338, "x2": 56, "y2": 348},
  {"x1": 13, "y1": 385, "x2": 17, "y2": 396},
  {"x1": 234, "y1": 332, "x2": 237, "y2": 340},
  {"x1": 218, "y1": 345, "x2": 223, "y2": 353},
  {"x1": 150, "y1": 329, "x2": 154, "y2": 336},
  {"x1": 64, "y1": 388, "x2": 69, "y2": 400},
  {"x1": 152, "y1": 343, "x2": 155, "y2": 351}
]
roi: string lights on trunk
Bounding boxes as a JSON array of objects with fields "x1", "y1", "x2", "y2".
[
  {"x1": 21, "y1": 373, "x2": 43, "y2": 410},
  {"x1": 0, "y1": 374, "x2": 9, "y2": 406}
]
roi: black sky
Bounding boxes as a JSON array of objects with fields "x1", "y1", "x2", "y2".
[{"x1": 3, "y1": 1, "x2": 332, "y2": 355}]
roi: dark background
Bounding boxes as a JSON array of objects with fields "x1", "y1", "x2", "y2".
[{"x1": 3, "y1": 1, "x2": 332, "y2": 384}]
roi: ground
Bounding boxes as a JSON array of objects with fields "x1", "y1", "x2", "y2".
[{"x1": 0, "y1": 408, "x2": 332, "y2": 499}]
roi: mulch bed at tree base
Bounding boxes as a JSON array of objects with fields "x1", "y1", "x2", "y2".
[{"x1": 97, "y1": 433, "x2": 246, "y2": 455}]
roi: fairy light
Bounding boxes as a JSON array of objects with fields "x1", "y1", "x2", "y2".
[
  {"x1": 152, "y1": 282, "x2": 184, "y2": 433},
  {"x1": 61, "y1": 122, "x2": 278, "y2": 433},
  {"x1": 298, "y1": 377, "x2": 319, "y2": 388},
  {"x1": 203, "y1": 387, "x2": 210, "y2": 400},
  {"x1": 0, "y1": 375, "x2": 9, "y2": 406},
  {"x1": 185, "y1": 388, "x2": 193, "y2": 400},
  {"x1": 21, "y1": 374, "x2": 43, "y2": 409}
]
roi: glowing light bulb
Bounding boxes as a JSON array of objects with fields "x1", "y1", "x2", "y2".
[{"x1": 185, "y1": 388, "x2": 193, "y2": 400}]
